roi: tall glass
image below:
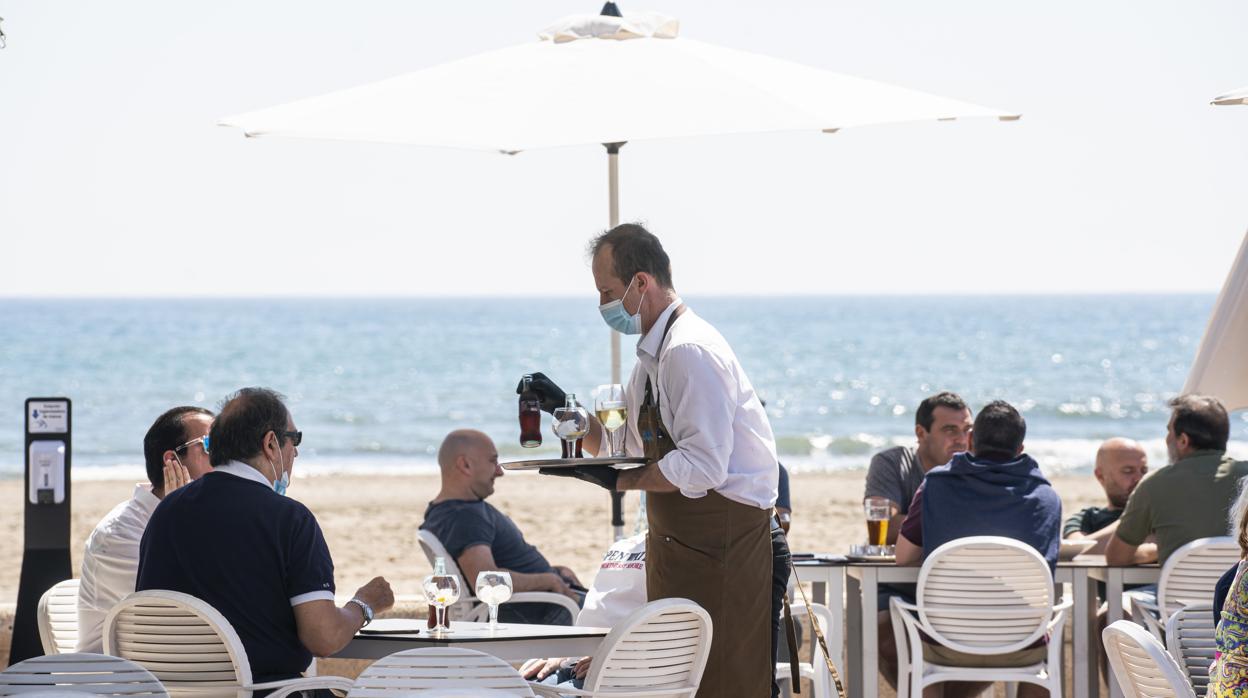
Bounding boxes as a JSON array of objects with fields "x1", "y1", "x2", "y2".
[
  {"x1": 422, "y1": 572, "x2": 461, "y2": 636},
  {"x1": 864, "y1": 496, "x2": 890, "y2": 551},
  {"x1": 475, "y1": 570, "x2": 513, "y2": 632},
  {"x1": 594, "y1": 384, "x2": 628, "y2": 458}
]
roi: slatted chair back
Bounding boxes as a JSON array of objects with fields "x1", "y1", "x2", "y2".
[
  {"x1": 1158, "y1": 538, "x2": 1239, "y2": 619},
  {"x1": 1103, "y1": 620, "x2": 1196, "y2": 698},
  {"x1": 349, "y1": 647, "x2": 535, "y2": 697},
  {"x1": 0, "y1": 652, "x2": 167, "y2": 697},
  {"x1": 37, "y1": 579, "x2": 81, "y2": 655},
  {"x1": 1165, "y1": 602, "x2": 1216, "y2": 697},
  {"x1": 581, "y1": 598, "x2": 712, "y2": 698},
  {"x1": 916, "y1": 536, "x2": 1053, "y2": 655},
  {"x1": 417, "y1": 529, "x2": 478, "y2": 619},
  {"x1": 103, "y1": 590, "x2": 250, "y2": 698}
]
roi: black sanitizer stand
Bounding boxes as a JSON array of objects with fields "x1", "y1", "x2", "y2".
[{"x1": 10, "y1": 398, "x2": 73, "y2": 664}]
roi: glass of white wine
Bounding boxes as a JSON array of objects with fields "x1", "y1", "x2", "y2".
[
  {"x1": 595, "y1": 384, "x2": 628, "y2": 458},
  {"x1": 422, "y1": 571, "x2": 461, "y2": 636},
  {"x1": 475, "y1": 570, "x2": 513, "y2": 632}
]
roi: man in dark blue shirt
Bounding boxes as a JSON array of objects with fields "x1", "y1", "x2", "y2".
[
  {"x1": 421, "y1": 429, "x2": 583, "y2": 625},
  {"x1": 138, "y1": 387, "x2": 394, "y2": 683}
]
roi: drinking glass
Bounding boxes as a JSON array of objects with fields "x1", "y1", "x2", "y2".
[
  {"x1": 864, "y1": 496, "x2": 891, "y2": 553},
  {"x1": 475, "y1": 570, "x2": 513, "y2": 632},
  {"x1": 594, "y1": 384, "x2": 628, "y2": 458},
  {"x1": 422, "y1": 571, "x2": 461, "y2": 635},
  {"x1": 552, "y1": 399, "x2": 590, "y2": 458}
]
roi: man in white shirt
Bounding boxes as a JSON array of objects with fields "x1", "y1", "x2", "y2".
[
  {"x1": 76, "y1": 405, "x2": 214, "y2": 652},
  {"x1": 528, "y1": 223, "x2": 779, "y2": 697}
]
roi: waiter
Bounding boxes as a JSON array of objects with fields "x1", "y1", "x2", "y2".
[{"x1": 522, "y1": 223, "x2": 779, "y2": 697}]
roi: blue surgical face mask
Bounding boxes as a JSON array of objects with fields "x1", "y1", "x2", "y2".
[
  {"x1": 599, "y1": 276, "x2": 643, "y2": 335},
  {"x1": 266, "y1": 440, "x2": 290, "y2": 496}
]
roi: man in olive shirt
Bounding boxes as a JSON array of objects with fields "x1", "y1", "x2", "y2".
[
  {"x1": 1108, "y1": 395, "x2": 1248, "y2": 567},
  {"x1": 1064, "y1": 437, "x2": 1148, "y2": 554}
]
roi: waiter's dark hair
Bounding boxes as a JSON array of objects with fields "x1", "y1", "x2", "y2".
[
  {"x1": 143, "y1": 406, "x2": 214, "y2": 488},
  {"x1": 970, "y1": 400, "x2": 1026, "y2": 462},
  {"x1": 1168, "y1": 394, "x2": 1229, "y2": 451},
  {"x1": 589, "y1": 223, "x2": 675, "y2": 290},
  {"x1": 209, "y1": 387, "x2": 291, "y2": 467},
  {"x1": 915, "y1": 391, "x2": 968, "y2": 431}
]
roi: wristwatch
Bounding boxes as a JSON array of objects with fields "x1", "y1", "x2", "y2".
[{"x1": 347, "y1": 597, "x2": 374, "y2": 627}]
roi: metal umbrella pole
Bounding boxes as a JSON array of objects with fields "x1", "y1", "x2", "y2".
[{"x1": 606, "y1": 141, "x2": 629, "y2": 541}]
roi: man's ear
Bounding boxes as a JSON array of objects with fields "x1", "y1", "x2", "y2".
[
  {"x1": 455, "y1": 454, "x2": 472, "y2": 475},
  {"x1": 163, "y1": 449, "x2": 179, "y2": 468},
  {"x1": 966, "y1": 430, "x2": 976, "y2": 453},
  {"x1": 1177, "y1": 432, "x2": 1192, "y2": 453},
  {"x1": 1015, "y1": 443, "x2": 1024, "y2": 456},
  {"x1": 914, "y1": 424, "x2": 925, "y2": 442}
]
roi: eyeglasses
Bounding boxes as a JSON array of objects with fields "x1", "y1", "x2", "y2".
[
  {"x1": 281, "y1": 430, "x2": 303, "y2": 447},
  {"x1": 175, "y1": 435, "x2": 210, "y2": 455}
]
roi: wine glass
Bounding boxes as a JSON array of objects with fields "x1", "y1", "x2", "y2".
[
  {"x1": 552, "y1": 395, "x2": 590, "y2": 458},
  {"x1": 475, "y1": 570, "x2": 513, "y2": 632},
  {"x1": 422, "y1": 571, "x2": 461, "y2": 636},
  {"x1": 594, "y1": 384, "x2": 628, "y2": 458}
]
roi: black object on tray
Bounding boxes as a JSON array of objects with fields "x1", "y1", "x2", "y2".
[{"x1": 502, "y1": 457, "x2": 647, "y2": 471}]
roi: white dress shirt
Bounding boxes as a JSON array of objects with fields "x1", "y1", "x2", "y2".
[
  {"x1": 621, "y1": 299, "x2": 779, "y2": 509},
  {"x1": 77, "y1": 483, "x2": 160, "y2": 652}
]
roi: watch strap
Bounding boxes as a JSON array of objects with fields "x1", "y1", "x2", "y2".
[{"x1": 347, "y1": 597, "x2": 373, "y2": 627}]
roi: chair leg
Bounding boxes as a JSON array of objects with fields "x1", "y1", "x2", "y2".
[{"x1": 1005, "y1": 681, "x2": 1018, "y2": 698}]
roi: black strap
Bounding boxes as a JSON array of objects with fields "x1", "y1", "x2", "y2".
[
  {"x1": 642, "y1": 304, "x2": 687, "y2": 413},
  {"x1": 783, "y1": 596, "x2": 801, "y2": 690}
]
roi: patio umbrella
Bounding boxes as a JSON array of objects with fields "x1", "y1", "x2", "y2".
[
  {"x1": 1212, "y1": 87, "x2": 1248, "y2": 105},
  {"x1": 220, "y1": 4, "x2": 1019, "y2": 538}
]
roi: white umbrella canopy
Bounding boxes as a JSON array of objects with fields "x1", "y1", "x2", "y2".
[
  {"x1": 1212, "y1": 87, "x2": 1248, "y2": 105},
  {"x1": 1183, "y1": 230, "x2": 1248, "y2": 411}
]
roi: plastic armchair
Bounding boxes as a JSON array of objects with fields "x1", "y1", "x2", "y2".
[
  {"x1": 1103, "y1": 619, "x2": 1197, "y2": 697},
  {"x1": 0, "y1": 651, "x2": 167, "y2": 696},
  {"x1": 104, "y1": 589, "x2": 352, "y2": 698},
  {"x1": 889, "y1": 536, "x2": 1070, "y2": 698},
  {"x1": 417, "y1": 529, "x2": 580, "y2": 621},
  {"x1": 529, "y1": 598, "x2": 712, "y2": 698},
  {"x1": 1129, "y1": 536, "x2": 1238, "y2": 641},
  {"x1": 1165, "y1": 602, "x2": 1216, "y2": 697},
  {"x1": 36, "y1": 578, "x2": 80, "y2": 655},
  {"x1": 776, "y1": 601, "x2": 835, "y2": 698}
]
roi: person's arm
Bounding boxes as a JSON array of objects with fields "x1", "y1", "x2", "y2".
[
  {"x1": 1068, "y1": 518, "x2": 1122, "y2": 555},
  {"x1": 894, "y1": 487, "x2": 925, "y2": 566},
  {"x1": 1106, "y1": 535, "x2": 1157, "y2": 565},
  {"x1": 616, "y1": 462, "x2": 680, "y2": 492},
  {"x1": 293, "y1": 577, "x2": 394, "y2": 657},
  {"x1": 1106, "y1": 481, "x2": 1157, "y2": 565},
  {"x1": 457, "y1": 544, "x2": 578, "y2": 599},
  {"x1": 896, "y1": 533, "x2": 923, "y2": 566}
]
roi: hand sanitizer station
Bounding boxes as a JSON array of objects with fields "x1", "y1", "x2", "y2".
[{"x1": 10, "y1": 398, "x2": 72, "y2": 663}]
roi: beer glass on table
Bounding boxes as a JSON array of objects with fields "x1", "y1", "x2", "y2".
[
  {"x1": 476, "y1": 570, "x2": 513, "y2": 633},
  {"x1": 422, "y1": 571, "x2": 462, "y2": 636},
  {"x1": 594, "y1": 384, "x2": 627, "y2": 458},
  {"x1": 864, "y1": 496, "x2": 891, "y2": 554}
]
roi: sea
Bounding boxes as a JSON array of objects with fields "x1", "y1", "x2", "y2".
[{"x1": 1, "y1": 295, "x2": 1243, "y2": 481}]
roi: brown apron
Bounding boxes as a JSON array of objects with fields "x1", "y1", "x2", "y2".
[{"x1": 640, "y1": 306, "x2": 773, "y2": 698}]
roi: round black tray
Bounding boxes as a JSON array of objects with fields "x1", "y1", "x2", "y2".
[{"x1": 502, "y1": 457, "x2": 647, "y2": 471}]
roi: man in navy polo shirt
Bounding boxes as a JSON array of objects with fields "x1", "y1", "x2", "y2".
[
  {"x1": 893, "y1": 400, "x2": 1061, "y2": 698},
  {"x1": 138, "y1": 387, "x2": 394, "y2": 684}
]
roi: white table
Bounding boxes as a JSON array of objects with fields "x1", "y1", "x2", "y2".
[
  {"x1": 792, "y1": 558, "x2": 847, "y2": 681},
  {"x1": 335, "y1": 620, "x2": 610, "y2": 662},
  {"x1": 845, "y1": 558, "x2": 1109, "y2": 698},
  {"x1": 1088, "y1": 563, "x2": 1161, "y2": 698}
]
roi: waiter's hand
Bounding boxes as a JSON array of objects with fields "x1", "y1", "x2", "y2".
[
  {"x1": 515, "y1": 372, "x2": 567, "y2": 414},
  {"x1": 539, "y1": 465, "x2": 618, "y2": 491}
]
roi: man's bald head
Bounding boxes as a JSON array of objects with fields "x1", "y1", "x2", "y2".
[
  {"x1": 1094, "y1": 437, "x2": 1148, "y2": 509},
  {"x1": 437, "y1": 429, "x2": 502, "y2": 500}
]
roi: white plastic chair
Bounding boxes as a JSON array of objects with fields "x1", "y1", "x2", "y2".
[
  {"x1": 889, "y1": 536, "x2": 1071, "y2": 698},
  {"x1": 1165, "y1": 602, "x2": 1215, "y2": 697},
  {"x1": 37, "y1": 578, "x2": 80, "y2": 655},
  {"x1": 529, "y1": 598, "x2": 712, "y2": 698},
  {"x1": 775, "y1": 602, "x2": 834, "y2": 698},
  {"x1": 417, "y1": 529, "x2": 580, "y2": 621},
  {"x1": 269, "y1": 647, "x2": 537, "y2": 698},
  {"x1": 1130, "y1": 536, "x2": 1239, "y2": 641},
  {"x1": 103, "y1": 590, "x2": 351, "y2": 698},
  {"x1": 0, "y1": 651, "x2": 167, "y2": 696},
  {"x1": 1103, "y1": 619, "x2": 1197, "y2": 697}
]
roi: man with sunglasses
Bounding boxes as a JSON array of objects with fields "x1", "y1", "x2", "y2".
[
  {"x1": 138, "y1": 387, "x2": 394, "y2": 686},
  {"x1": 76, "y1": 405, "x2": 214, "y2": 652}
]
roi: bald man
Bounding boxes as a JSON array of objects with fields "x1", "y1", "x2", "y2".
[
  {"x1": 1063, "y1": 437, "x2": 1149, "y2": 554},
  {"x1": 420, "y1": 429, "x2": 584, "y2": 625}
]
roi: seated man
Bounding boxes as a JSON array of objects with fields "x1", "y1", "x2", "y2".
[
  {"x1": 895, "y1": 400, "x2": 1061, "y2": 698},
  {"x1": 77, "y1": 405, "x2": 214, "y2": 652},
  {"x1": 1064, "y1": 437, "x2": 1148, "y2": 554},
  {"x1": 1108, "y1": 394, "x2": 1248, "y2": 569},
  {"x1": 421, "y1": 429, "x2": 583, "y2": 625},
  {"x1": 138, "y1": 387, "x2": 394, "y2": 684}
]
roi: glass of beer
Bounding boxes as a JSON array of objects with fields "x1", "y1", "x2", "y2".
[{"x1": 864, "y1": 496, "x2": 890, "y2": 552}]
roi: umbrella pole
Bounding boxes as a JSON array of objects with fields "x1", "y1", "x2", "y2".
[{"x1": 606, "y1": 141, "x2": 628, "y2": 542}]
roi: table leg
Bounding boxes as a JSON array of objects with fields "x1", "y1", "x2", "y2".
[
  {"x1": 829, "y1": 567, "x2": 845, "y2": 681},
  {"x1": 1106, "y1": 569, "x2": 1125, "y2": 698},
  {"x1": 847, "y1": 573, "x2": 863, "y2": 698},
  {"x1": 1070, "y1": 571, "x2": 1098, "y2": 698},
  {"x1": 861, "y1": 568, "x2": 880, "y2": 698}
]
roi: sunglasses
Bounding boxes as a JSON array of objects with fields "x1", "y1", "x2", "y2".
[
  {"x1": 175, "y1": 435, "x2": 210, "y2": 455},
  {"x1": 280, "y1": 430, "x2": 303, "y2": 447}
]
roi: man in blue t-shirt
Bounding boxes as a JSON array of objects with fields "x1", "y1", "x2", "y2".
[
  {"x1": 421, "y1": 429, "x2": 583, "y2": 625},
  {"x1": 138, "y1": 387, "x2": 394, "y2": 684},
  {"x1": 894, "y1": 400, "x2": 1061, "y2": 698}
]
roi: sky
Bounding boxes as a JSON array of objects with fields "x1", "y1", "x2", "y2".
[{"x1": 2, "y1": 1, "x2": 1247, "y2": 297}]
